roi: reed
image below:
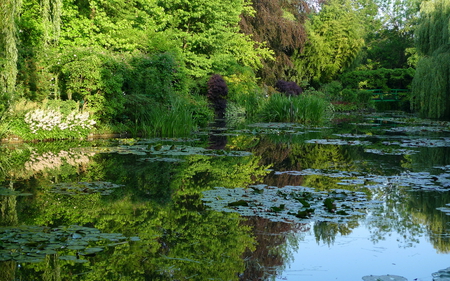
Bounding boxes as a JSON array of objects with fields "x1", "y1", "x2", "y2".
[
  {"x1": 147, "y1": 100, "x2": 197, "y2": 137},
  {"x1": 259, "y1": 94, "x2": 329, "y2": 124}
]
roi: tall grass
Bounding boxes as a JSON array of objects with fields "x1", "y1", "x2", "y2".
[
  {"x1": 147, "y1": 100, "x2": 197, "y2": 137},
  {"x1": 259, "y1": 94, "x2": 330, "y2": 124}
]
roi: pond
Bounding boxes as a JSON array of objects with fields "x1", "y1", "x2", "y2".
[{"x1": 0, "y1": 111, "x2": 449, "y2": 281}]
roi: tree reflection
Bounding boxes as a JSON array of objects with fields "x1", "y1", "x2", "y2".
[
  {"x1": 313, "y1": 220, "x2": 359, "y2": 246},
  {"x1": 0, "y1": 139, "x2": 271, "y2": 280},
  {"x1": 406, "y1": 191, "x2": 450, "y2": 253},
  {"x1": 240, "y1": 217, "x2": 306, "y2": 280}
]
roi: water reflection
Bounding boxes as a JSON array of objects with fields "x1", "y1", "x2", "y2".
[{"x1": 0, "y1": 113, "x2": 450, "y2": 280}]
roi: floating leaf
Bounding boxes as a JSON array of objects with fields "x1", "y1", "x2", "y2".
[
  {"x1": 0, "y1": 225, "x2": 133, "y2": 263},
  {"x1": 48, "y1": 181, "x2": 123, "y2": 196}
]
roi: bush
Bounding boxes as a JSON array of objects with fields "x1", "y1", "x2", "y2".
[
  {"x1": 59, "y1": 48, "x2": 126, "y2": 123},
  {"x1": 275, "y1": 80, "x2": 303, "y2": 96},
  {"x1": 123, "y1": 52, "x2": 188, "y2": 104},
  {"x1": 207, "y1": 74, "x2": 228, "y2": 118}
]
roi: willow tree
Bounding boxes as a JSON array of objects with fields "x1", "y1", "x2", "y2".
[
  {"x1": 0, "y1": 0, "x2": 22, "y2": 100},
  {"x1": 411, "y1": 0, "x2": 450, "y2": 118},
  {"x1": 292, "y1": 0, "x2": 365, "y2": 85},
  {"x1": 41, "y1": 0, "x2": 62, "y2": 46}
]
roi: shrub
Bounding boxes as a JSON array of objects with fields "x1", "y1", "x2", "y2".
[
  {"x1": 59, "y1": 48, "x2": 126, "y2": 123},
  {"x1": 207, "y1": 74, "x2": 228, "y2": 118},
  {"x1": 123, "y1": 52, "x2": 188, "y2": 104},
  {"x1": 275, "y1": 80, "x2": 303, "y2": 96}
]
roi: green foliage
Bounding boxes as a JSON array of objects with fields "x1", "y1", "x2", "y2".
[
  {"x1": 59, "y1": 48, "x2": 126, "y2": 122},
  {"x1": 225, "y1": 66, "x2": 264, "y2": 119},
  {"x1": 124, "y1": 52, "x2": 187, "y2": 103},
  {"x1": 259, "y1": 93, "x2": 330, "y2": 124},
  {"x1": 158, "y1": 0, "x2": 273, "y2": 77},
  {"x1": 411, "y1": 0, "x2": 450, "y2": 118},
  {"x1": 145, "y1": 99, "x2": 198, "y2": 137},
  {"x1": 6, "y1": 99, "x2": 95, "y2": 141},
  {"x1": 0, "y1": 0, "x2": 21, "y2": 96},
  {"x1": 239, "y1": 0, "x2": 308, "y2": 84},
  {"x1": 357, "y1": 0, "x2": 420, "y2": 69},
  {"x1": 412, "y1": 50, "x2": 450, "y2": 118},
  {"x1": 293, "y1": 0, "x2": 365, "y2": 85},
  {"x1": 340, "y1": 68, "x2": 415, "y2": 90}
]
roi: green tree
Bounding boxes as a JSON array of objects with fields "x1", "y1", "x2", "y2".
[
  {"x1": 239, "y1": 0, "x2": 309, "y2": 84},
  {"x1": 292, "y1": 0, "x2": 365, "y2": 85},
  {"x1": 411, "y1": 0, "x2": 450, "y2": 118},
  {"x1": 0, "y1": 0, "x2": 22, "y2": 101},
  {"x1": 157, "y1": 0, "x2": 272, "y2": 78},
  {"x1": 358, "y1": 0, "x2": 420, "y2": 69}
]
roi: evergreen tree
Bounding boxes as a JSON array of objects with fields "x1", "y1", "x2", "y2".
[{"x1": 411, "y1": 0, "x2": 450, "y2": 118}]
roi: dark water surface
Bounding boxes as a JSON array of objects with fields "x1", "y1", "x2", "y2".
[{"x1": 1, "y1": 112, "x2": 449, "y2": 280}]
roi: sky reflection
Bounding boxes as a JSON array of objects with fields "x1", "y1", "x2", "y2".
[{"x1": 280, "y1": 223, "x2": 450, "y2": 281}]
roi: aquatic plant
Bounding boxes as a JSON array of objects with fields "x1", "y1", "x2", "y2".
[
  {"x1": 202, "y1": 185, "x2": 381, "y2": 224},
  {"x1": 0, "y1": 225, "x2": 137, "y2": 263},
  {"x1": 259, "y1": 93, "x2": 329, "y2": 124},
  {"x1": 47, "y1": 181, "x2": 124, "y2": 196},
  {"x1": 147, "y1": 100, "x2": 197, "y2": 137}
]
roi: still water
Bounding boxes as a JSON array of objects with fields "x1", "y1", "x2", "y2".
[{"x1": 0, "y1": 112, "x2": 449, "y2": 280}]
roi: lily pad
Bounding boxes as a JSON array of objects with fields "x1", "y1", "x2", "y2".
[
  {"x1": 362, "y1": 275, "x2": 407, "y2": 281},
  {"x1": 364, "y1": 148, "x2": 419, "y2": 155},
  {"x1": 432, "y1": 267, "x2": 450, "y2": 281},
  {"x1": 306, "y1": 139, "x2": 372, "y2": 146},
  {"x1": 202, "y1": 185, "x2": 381, "y2": 224},
  {"x1": 0, "y1": 186, "x2": 32, "y2": 196},
  {"x1": 0, "y1": 225, "x2": 136, "y2": 263},
  {"x1": 48, "y1": 181, "x2": 124, "y2": 196}
]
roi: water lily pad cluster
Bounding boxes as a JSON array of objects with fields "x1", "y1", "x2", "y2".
[
  {"x1": 393, "y1": 171, "x2": 450, "y2": 191},
  {"x1": 0, "y1": 225, "x2": 137, "y2": 263},
  {"x1": 88, "y1": 143, "x2": 252, "y2": 159},
  {"x1": 432, "y1": 267, "x2": 450, "y2": 281},
  {"x1": 384, "y1": 126, "x2": 448, "y2": 134},
  {"x1": 364, "y1": 148, "x2": 419, "y2": 156},
  {"x1": 306, "y1": 139, "x2": 372, "y2": 146},
  {"x1": 202, "y1": 185, "x2": 381, "y2": 224},
  {"x1": 247, "y1": 123, "x2": 305, "y2": 129},
  {"x1": 277, "y1": 167, "x2": 450, "y2": 192},
  {"x1": 0, "y1": 186, "x2": 32, "y2": 196},
  {"x1": 48, "y1": 181, "x2": 124, "y2": 195},
  {"x1": 436, "y1": 204, "x2": 450, "y2": 216}
]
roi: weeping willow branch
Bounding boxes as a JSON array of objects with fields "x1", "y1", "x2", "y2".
[
  {"x1": 41, "y1": 0, "x2": 62, "y2": 45},
  {"x1": 0, "y1": 0, "x2": 22, "y2": 96},
  {"x1": 411, "y1": 0, "x2": 450, "y2": 118}
]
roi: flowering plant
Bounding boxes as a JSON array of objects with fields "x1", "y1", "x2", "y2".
[{"x1": 23, "y1": 109, "x2": 96, "y2": 140}]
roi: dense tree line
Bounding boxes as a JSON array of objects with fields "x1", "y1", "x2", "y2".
[{"x1": 1, "y1": 0, "x2": 448, "y2": 140}]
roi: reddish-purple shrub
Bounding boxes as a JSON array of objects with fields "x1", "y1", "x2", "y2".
[
  {"x1": 275, "y1": 80, "x2": 303, "y2": 96},
  {"x1": 207, "y1": 74, "x2": 228, "y2": 118}
]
